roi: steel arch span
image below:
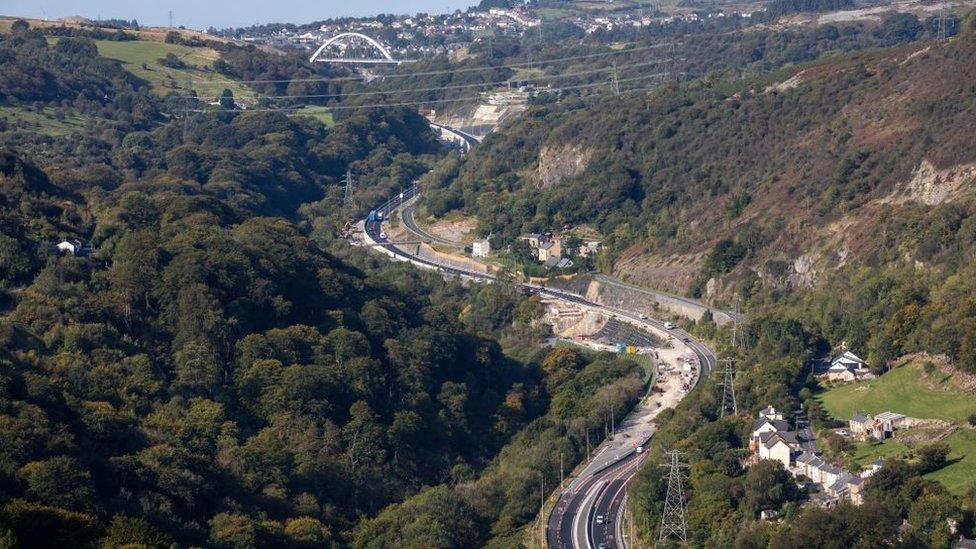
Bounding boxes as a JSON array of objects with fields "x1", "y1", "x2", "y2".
[{"x1": 309, "y1": 32, "x2": 398, "y2": 63}]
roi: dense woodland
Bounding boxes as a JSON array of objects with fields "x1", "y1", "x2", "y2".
[
  {"x1": 3, "y1": 8, "x2": 976, "y2": 548},
  {"x1": 0, "y1": 21, "x2": 660, "y2": 548}
]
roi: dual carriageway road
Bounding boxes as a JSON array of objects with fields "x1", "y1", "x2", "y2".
[{"x1": 360, "y1": 124, "x2": 719, "y2": 549}]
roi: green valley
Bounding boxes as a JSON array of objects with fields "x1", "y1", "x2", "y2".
[{"x1": 3, "y1": 3, "x2": 976, "y2": 548}]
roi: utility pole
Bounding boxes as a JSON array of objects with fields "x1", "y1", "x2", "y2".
[
  {"x1": 658, "y1": 450, "x2": 689, "y2": 543},
  {"x1": 169, "y1": 10, "x2": 174, "y2": 29},
  {"x1": 720, "y1": 358, "x2": 737, "y2": 417}
]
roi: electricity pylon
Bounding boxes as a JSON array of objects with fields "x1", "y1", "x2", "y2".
[
  {"x1": 658, "y1": 450, "x2": 689, "y2": 543},
  {"x1": 719, "y1": 358, "x2": 737, "y2": 417},
  {"x1": 343, "y1": 169, "x2": 354, "y2": 208},
  {"x1": 730, "y1": 297, "x2": 741, "y2": 349}
]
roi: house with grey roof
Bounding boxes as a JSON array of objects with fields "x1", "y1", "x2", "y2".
[
  {"x1": 822, "y1": 351, "x2": 875, "y2": 382},
  {"x1": 757, "y1": 431, "x2": 798, "y2": 470}
]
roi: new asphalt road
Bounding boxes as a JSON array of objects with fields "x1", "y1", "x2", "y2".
[{"x1": 362, "y1": 146, "x2": 719, "y2": 549}]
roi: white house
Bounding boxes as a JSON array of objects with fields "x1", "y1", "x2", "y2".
[
  {"x1": 472, "y1": 239, "x2": 490, "y2": 258},
  {"x1": 521, "y1": 233, "x2": 542, "y2": 248},
  {"x1": 814, "y1": 463, "x2": 844, "y2": 487},
  {"x1": 825, "y1": 472, "x2": 865, "y2": 504},
  {"x1": 822, "y1": 351, "x2": 874, "y2": 382},
  {"x1": 538, "y1": 241, "x2": 556, "y2": 262},
  {"x1": 56, "y1": 239, "x2": 83, "y2": 255},
  {"x1": 851, "y1": 411, "x2": 905, "y2": 440},
  {"x1": 861, "y1": 458, "x2": 886, "y2": 478},
  {"x1": 750, "y1": 417, "x2": 790, "y2": 451},
  {"x1": 872, "y1": 411, "x2": 906, "y2": 439},
  {"x1": 760, "y1": 405, "x2": 785, "y2": 421},
  {"x1": 579, "y1": 241, "x2": 602, "y2": 258},
  {"x1": 850, "y1": 413, "x2": 873, "y2": 436},
  {"x1": 757, "y1": 431, "x2": 797, "y2": 470},
  {"x1": 794, "y1": 451, "x2": 820, "y2": 478}
]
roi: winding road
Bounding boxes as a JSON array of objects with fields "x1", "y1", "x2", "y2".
[
  {"x1": 401, "y1": 203, "x2": 458, "y2": 247},
  {"x1": 358, "y1": 125, "x2": 719, "y2": 549}
]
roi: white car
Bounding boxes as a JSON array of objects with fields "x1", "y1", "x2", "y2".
[
  {"x1": 638, "y1": 313, "x2": 647, "y2": 320},
  {"x1": 664, "y1": 322, "x2": 675, "y2": 330},
  {"x1": 379, "y1": 232, "x2": 387, "y2": 240},
  {"x1": 595, "y1": 515, "x2": 605, "y2": 525}
]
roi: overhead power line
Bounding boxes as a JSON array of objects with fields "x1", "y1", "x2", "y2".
[
  {"x1": 203, "y1": 57, "x2": 673, "y2": 101},
  {"x1": 189, "y1": 42, "x2": 677, "y2": 86},
  {"x1": 187, "y1": 70, "x2": 672, "y2": 114}
]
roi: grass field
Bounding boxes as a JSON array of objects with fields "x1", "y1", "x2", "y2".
[
  {"x1": 847, "y1": 429, "x2": 976, "y2": 495},
  {"x1": 0, "y1": 106, "x2": 89, "y2": 137},
  {"x1": 818, "y1": 362, "x2": 976, "y2": 423},
  {"x1": 926, "y1": 429, "x2": 976, "y2": 495},
  {"x1": 290, "y1": 105, "x2": 335, "y2": 127},
  {"x1": 848, "y1": 436, "x2": 910, "y2": 466},
  {"x1": 820, "y1": 360, "x2": 976, "y2": 494},
  {"x1": 94, "y1": 40, "x2": 253, "y2": 101}
]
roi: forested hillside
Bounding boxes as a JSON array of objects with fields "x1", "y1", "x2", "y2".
[
  {"x1": 5, "y1": 7, "x2": 976, "y2": 547},
  {"x1": 411, "y1": 12, "x2": 976, "y2": 547},
  {"x1": 0, "y1": 19, "x2": 661, "y2": 548},
  {"x1": 424, "y1": 13, "x2": 976, "y2": 364}
]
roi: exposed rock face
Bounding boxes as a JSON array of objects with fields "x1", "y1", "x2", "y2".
[
  {"x1": 536, "y1": 144, "x2": 593, "y2": 189},
  {"x1": 612, "y1": 250, "x2": 702, "y2": 296},
  {"x1": 789, "y1": 253, "x2": 818, "y2": 288},
  {"x1": 884, "y1": 159, "x2": 976, "y2": 206}
]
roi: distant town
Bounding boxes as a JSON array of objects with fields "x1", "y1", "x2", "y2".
[{"x1": 215, "y1": 4, "x2": 758, "y2": 61}]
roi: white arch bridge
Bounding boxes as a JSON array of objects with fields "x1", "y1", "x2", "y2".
[{"x1": 309, "y1": 32, "x2": 407, "y2": 65}]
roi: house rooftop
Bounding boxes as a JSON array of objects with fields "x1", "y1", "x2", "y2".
[
  {"x1": 822, "y1": 464, "x2": 844, "y2": 475},
  {"x1": 753, "y1": 418, "x2": 789, "y2": 432},
  {"x1": 832, "y1": 350, "x2": 868, "y2": 368},
  {"x1": 875, "y1": 411, "x2": 906, "y2": 421},
  {"x1": 796, "y1": 452, "x2": 820, "y2": 465},
  {"x1": 759, "y1": 430, "x2": 798, "y2": 448},
  {"x1": 852, "y1": 413, "x2": 872, "y2": 423}
]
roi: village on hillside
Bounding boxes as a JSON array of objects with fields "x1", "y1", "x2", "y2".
[
  {"x1": 750, "y1": 348, "x2": 975, "y2": 520},
  {"x1": 750, "y1": 403, "x2": 885, "y2": 509}
]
